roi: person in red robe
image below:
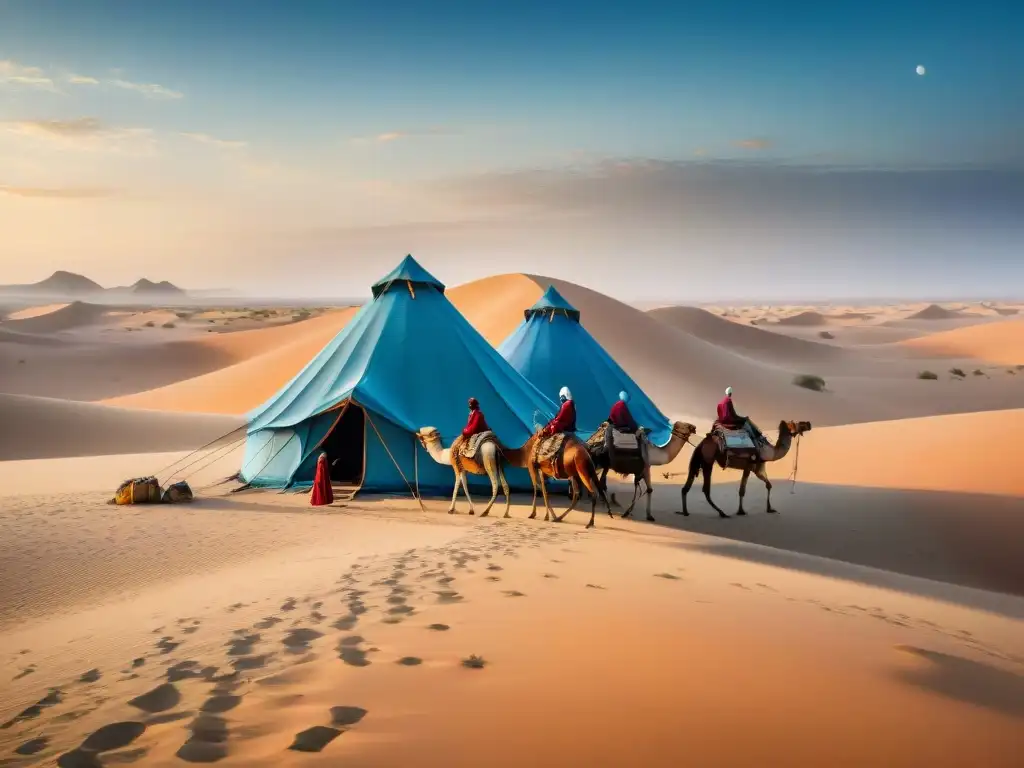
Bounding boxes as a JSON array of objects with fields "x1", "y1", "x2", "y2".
[
  {"x1": 310, "y1": 451, "x2": 334, "y2": 506},
  {"x1": 716, "y1": 386, "x2": 745, "y2": 428},
  {"x1": 541, "y1": 386, "x2": 577, "y2": 437},
  {"x1": 608, "y1": 390, "x2": 639, "y2": 433},
  {"x1": 462, "y1": 397, "x2": 489, "y2": 437}
]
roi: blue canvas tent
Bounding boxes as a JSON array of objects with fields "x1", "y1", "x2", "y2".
[
  {"x1": 497, "y1": 285, "x2": 672, "y2": 446},
  {"x1": 239, "y1": 256, "x2": 557, "y2": 494}
]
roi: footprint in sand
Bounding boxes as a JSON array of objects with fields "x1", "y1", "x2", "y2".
[
  {"x1": 654, "y1": 573, "x2": 681, "y2": 580},
  {"x1": 156, "y1": 637, "x2": 180, "y2": 654},
  {"x1": 289, "y1": 726, "x2": 342, "y2": 753},
  {"x1": 226, "y1": 633, "x2": 261, "y2": 656},
  {"x1": 14, "y1": 665, "x2": 37, "y2": 680},
  {"x1": 281, "y1": 598, "x2": 297, "y2": 612},
  {"x1": 131, "y1": 657, "x2": 146, "y2": 668},
  {"x1": 502, "y1": 590, "x2": 525, "y2": 598},
  {"x1": 15, "y1": 736, "x2": 49, "y2": 755},
  {"x1": 729, "y1": 582, "x2": 750, "y2": 590},
  {"x1": 485, "y1": 576, "x2": 501, "y2": 582},
  {"x1": 128, "y1": 683, "x2": 181, "y2": 714},
  {"x1": 2, "y1": 688, "x2": 63, "y2": 729},
  {"x1": 427, "y1": 623, "x2": 450, "y2": 632},
  {"x1": 434, "y1": 590, "x2": 464, "y2": 604},
  {"x1": 254, "y1": 615, "x2": 282, "y2": 630},
  {"x1": 585, "y1": 584, "x2": 606, "y2": 590},
  {"x1": 338, "y1": 636, "x2": 371, "y2": 667},
  {"x1": 397, "y1": 657, "x2": 423, "y2": 666},
  {"x1": 282, "y1": 628, "x2": 324, "y2": 654},
  {"x1": 542, "y1": 573, "x2": 559, "y2": 579},
  {"x1": 176, "y1": 715, "x2": 229, "y2": 763},
  {"x1": 332, "y1": 614, "x2": 359, "y2": 631}
]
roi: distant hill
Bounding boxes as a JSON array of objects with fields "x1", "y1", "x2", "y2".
[
  {"x1": 0, "y1": 271, "x2": 189, "y2": 300},
  {"x1": 130, "y1": 278, "x2": 185, "y2": 295},
  {"x1": 774, "y1": 310, "x2": 829, "y2": 326},
  {"x1": 0, "y1": 270, "x2": 104, "y2": 296},
  {"x1": 906, "y1": 304, "x2": 962, "y2": 321}
]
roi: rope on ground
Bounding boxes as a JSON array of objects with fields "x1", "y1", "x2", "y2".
[
  {"x1": 149, "y1": 424, "x2": 248, "y2": 480},
  {"x1": 362, "y1": 410, "x2": 427, "y2": 512},
  {"x1": 168, "y1": 433, "x2": 247, "y2": 483}
]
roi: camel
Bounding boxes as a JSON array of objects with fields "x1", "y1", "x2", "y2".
[
  {"x1": 501, "y1": 430, "x2": 613, "y2": 529},
  {"x1": 416, "y1": 428, "x2": 510, "y2": 518},
  {"x1": 678, "y1": 420, "x2": 811, "y2": 517},
  {"x1": 569, "y1": 421, "x2": 697, "y2": 523}
]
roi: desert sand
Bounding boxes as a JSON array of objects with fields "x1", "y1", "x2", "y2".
[{"x1": 2, "y1": 275, "x2": 1023, "y2": 766}]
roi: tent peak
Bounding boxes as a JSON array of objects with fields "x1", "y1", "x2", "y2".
[
  {"x1": 525, "y1": 285, "x2": 580, "y2": 321},
  {"x1": 371, "y1": 255, "x2": 445, "y2": 298}
]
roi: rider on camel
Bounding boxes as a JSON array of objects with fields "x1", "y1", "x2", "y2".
[
  {"x1": 717, "y1": 387, "x2": 761, "y2": 447},
  {"x1": 453, "y1": 397, "x2": 490, "y2": 456},
  {"x1": 608, "y1": 390, "x2": 639, "y2": 433},
  {"x1": 541, "y1": 386, "x2": 576, "y2": 438}
]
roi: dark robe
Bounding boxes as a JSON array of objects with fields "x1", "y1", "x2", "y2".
[
  {"x1": 608, "y1": 400, "x2": 639, "y2": 432},
  {"x1": 310, "y1": 453, "x2": 334, "y2": 506}
]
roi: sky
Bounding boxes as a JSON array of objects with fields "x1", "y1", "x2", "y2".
[{"x1": 1, "y1": 0, "x2": 1021, "y2": 301}]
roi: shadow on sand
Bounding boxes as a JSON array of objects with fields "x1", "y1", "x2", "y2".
[{"x1": 893, "y1": 645, "x2": 1024, "y2": 717}]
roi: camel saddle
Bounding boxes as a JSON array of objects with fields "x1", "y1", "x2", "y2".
[
  {"x1": 457, "y1": 431, "x2": 496, "y2": 461},
  {"x1": 532, "y1": 432, "x2": 569, "y2": 475},
  {"x1": 711, "y1": 423, "x2": 759, "y2": 459},
  {"x1": 586, "y1": 422, "x2": 645, "y2": 457}
]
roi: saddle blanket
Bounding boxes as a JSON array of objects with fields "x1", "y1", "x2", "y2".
[
  {"x1": 533, "y1": 432, "x2": 567, "y2": 465},
  {"x1": 611, "y1": 430, "x2": 640, "y2": 452},
  {"x1": 457, "y1": 431, "x2": 496, "y2": 461},
  {"x1": 587, "y1": 422, "x2": 645, "y2": 456}
]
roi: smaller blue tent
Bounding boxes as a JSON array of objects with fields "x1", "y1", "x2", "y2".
[
  {"x1": 497, "y1": 285, "x2": 672, "y2": 446},
  {"x1": 239, "y1": 256, "x2": 557, "y2": 495}
]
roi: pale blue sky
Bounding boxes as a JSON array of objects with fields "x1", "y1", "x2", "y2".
[{"x1": 1, "y1": 0, "x2": 1020, "y2": 299}]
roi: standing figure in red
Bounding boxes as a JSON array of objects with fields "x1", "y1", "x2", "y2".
[
  {"x1": 310, "y1": 451, "x2": 334, "y2": 506},
  {"x1": 541, "y1": 386, "x2": 577, "y2": 437}
]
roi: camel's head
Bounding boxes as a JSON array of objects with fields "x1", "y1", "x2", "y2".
[
  {"x1": 415, "y1": 427, "x2": 442, "y2": 447},
  {"x1": 782, "y1": 420, "x2": 812, "y2": 436},
  {"x1": 671, "y1": 421, "x2": 697, "y2": 441}
]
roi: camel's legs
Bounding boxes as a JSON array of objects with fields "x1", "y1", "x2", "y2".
[
  {"x1": 601, "y1": 467, "x2": 620, "y2": 508},
  {"x1": 701, "y1": 461, "x2": 729, "y2": 518},
  {"x1": 643, "y1": 470, "x2": 656, "y2": 522},
  {"x1": 565, "y1": 468, "x2": 580, "y2": 514},
  {"x1": 499, "y1": 465, "x2": 512, "y2": 518},
  {"x1": 458, "y1": 470, "x2": 476, "y2": 516},
  {"x1": 737, "y1": 467, "x2": 751, "y2": 516},
  {"x1": 621, "y1": 478, "x2": 640, "y2": 518},
  {"x1": 679, "y1": 462, "x2": 697, "y2": 516},
  {"x1": 527, "y1": 464, "x2": 540, "y2": 519},
  {"x1": 448, "y1": 473, "x2": 461, "y2": 514},
  {"x1": 479, "y1": 452, "x2": 499, "y2": 517},
  {"x1": 537, "y1": 471, "x2": 555, "y2": 522},
  {"x1": 754, "y1": 463, "x2": 777, "y2": 513}
]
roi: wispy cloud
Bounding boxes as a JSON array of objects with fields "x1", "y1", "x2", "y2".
[
  {"x1": 3, "y1": 117, "x2": 156, "y2": 153},
  {"x1": 0, "y1": 59, "x2": 56, "y2": 91},
  {"x1": 734, "y1": 137, "x2": 773, "y2": 150},
  {"x1": 352, "y1": 127, "x2": 459, "y2": 145},
  {"x1": 180, "y1": 132, "x2": 247, "y2": 150},
  {"x1": 109, "y1": 78, "x2": 184, "y2": 100},
  {"x1": 0, "y1": 184, "x2": 118, "y2": 199},
  {"x1": 67, "y1": 74, "x2": 100, "y2": 85}
]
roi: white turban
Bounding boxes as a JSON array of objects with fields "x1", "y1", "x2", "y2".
[
  {"x1": 725, "y1": 386, "x2": 733, "y2": 396},
  {"x1": 559, "y1": 386, "x2": 572, "y2": 401}
]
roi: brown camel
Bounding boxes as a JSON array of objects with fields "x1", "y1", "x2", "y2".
[
  {"x1": 416, "y1": 428, "x2": 510, "y2": 517},
  {"x1": 678, "y1": 420, "x2": 811, "y2": 517},
  {"x1": 501, "y1": 430, "x2": 613, "y2": 529}
]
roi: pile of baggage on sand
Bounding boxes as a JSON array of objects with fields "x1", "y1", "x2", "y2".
[{"x1": 109, "y1": 477, "x2": 194, "y2": 506}]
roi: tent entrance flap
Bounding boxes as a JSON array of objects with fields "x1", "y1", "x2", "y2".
[{"x1": 320, "y1": 404, "x2": 366, "y2": 485}]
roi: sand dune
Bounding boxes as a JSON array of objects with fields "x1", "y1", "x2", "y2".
[
  {"x1": 1, "y1": 496, "x2": 1020, "y2": 767},
  {"x1": 774, "y1": 310, "x2": 830, "y2": 326},
  {"x1": 906, "y1": 304, "x2": 968, "y2": 321},
  {"x1": 647, "y1": 305, "x2": 843, "y2": 363},
  {"x1": 104, "y1": 309, "x2": 357, "y2": 413},
  {"x1": 898, "y1": 317, "x2": 1024, "y2": 366},
  {"x1": 0, "y1": 393, "x2": 243, "y2": 461},
  {"x1": 2, "y1": 301, "x2": 109, "y2": 333},
  {"x1": 97, "y1": 274, "x2": 1024, "y2": 428}
]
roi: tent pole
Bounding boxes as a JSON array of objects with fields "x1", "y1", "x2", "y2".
[{"x1": 363, "y1": 410, "x2": 427, "y2": 512}]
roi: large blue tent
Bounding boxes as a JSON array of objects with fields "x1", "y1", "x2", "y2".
[
  {"x1": 497, "y1": 285, "x2": 672, "y2": 446},
  {"x1": 239, "y1": 256, "x2": 557, "y2": 494}
]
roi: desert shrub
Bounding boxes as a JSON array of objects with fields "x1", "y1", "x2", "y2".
[
  {"x1": 162, "y1": 322, "x2": 176, "y2": 329},
  {"x1": 917, "y1": 370, "x2": 938, "y2": 380},
  {"x1": 949, "y1": 368, "x2": 966, "y2": 378},
  {"x1": 461, "y1": 654, "x2": 486, "y2": 669},
  {"x1": 175, "y1": 311, "x2": 191, "y2": 319},
  {"x1": 207, "y1": 319, "x2": 215, "y2": 324},
  {"x1": 144, "y1": 320, "x2": 155, "y2": 328},
  {"x1": 818, "y1": 331, "x2": 835, "y2": 339},
  {"x1": 973, "y1": 369, "x2": 986, "y2": 377},
  {"x1": 793, "y1": 374, "x2": 826, "y2": 391}
]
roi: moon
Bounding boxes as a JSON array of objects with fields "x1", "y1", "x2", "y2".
[{"x1": 915, "y1": 65, "x2": 926, "y2": 75}]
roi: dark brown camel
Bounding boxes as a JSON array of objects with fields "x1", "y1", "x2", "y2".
[{"x1": 678, "y1": 420, "x2": 811, "y2": 517}]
